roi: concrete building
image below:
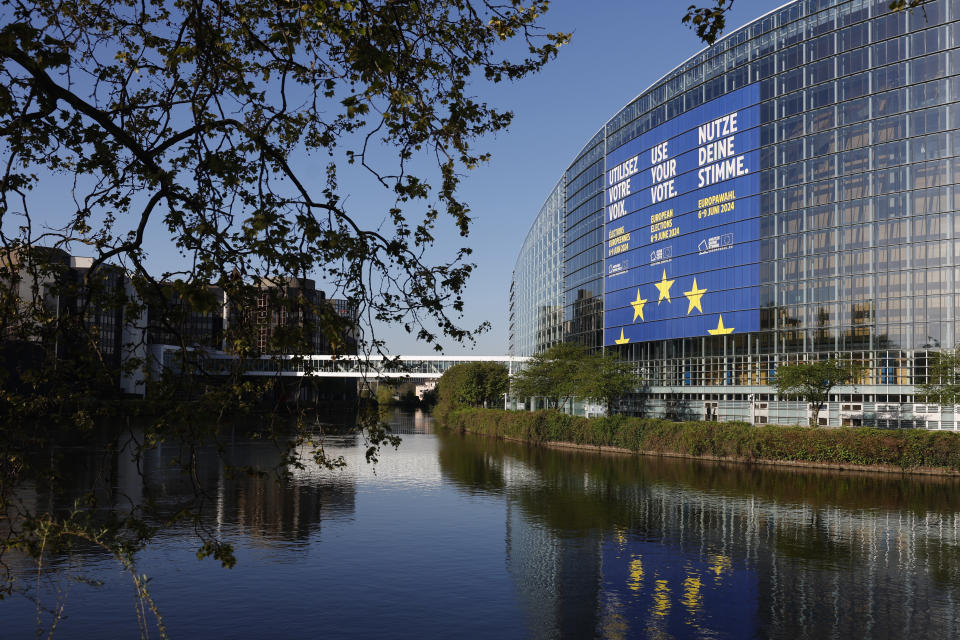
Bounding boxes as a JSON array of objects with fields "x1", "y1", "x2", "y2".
[{"x1": 1, "y1": 248, "x2": 359, "y2": 398}]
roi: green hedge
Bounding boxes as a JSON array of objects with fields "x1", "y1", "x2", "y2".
[{"x1": 439, "y1": 408, "x2": 960, "y2": 472}]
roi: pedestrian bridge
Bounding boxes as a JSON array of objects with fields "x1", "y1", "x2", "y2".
[{"x1": 157, "y1": 347, "x2": 525, "y2": 379}]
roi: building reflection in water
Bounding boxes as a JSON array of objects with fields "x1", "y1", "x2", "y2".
[
  {"x1": 438, "y1": 432, "x2": 960, "y2": 639},
  {"x1": 8, "y1": 410, "x2": 442, "y2": 560},
  {"x1": 139, "y1": 431, "x2": 360, "y2": 543},
  {"x1": 1, "y1": 427, "x2": 363, "y2": 636},
  {"x1": 7, "y1": 419, "x2": 960, "y2": 638},
  {"x1": 388, "y1": 409, "x2": 436, "y2": 434},
  {"x1": 8, "y1": 427, "x2": 359, "y2": 551}
]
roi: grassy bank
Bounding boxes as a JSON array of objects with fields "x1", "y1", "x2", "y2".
[{"x1": 438, "y1": 407, "x2": 960, "y2": 474}]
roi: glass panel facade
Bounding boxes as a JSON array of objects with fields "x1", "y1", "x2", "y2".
[
  {"x1": 565, "y1": 129, "x2": 605, "y2": 350},
  {"x1": 510, "y1": 181, "x2": 564, "y2": 356},
  {"x1": 511, "y1": 0, "x2": 960, "y2": 424}
]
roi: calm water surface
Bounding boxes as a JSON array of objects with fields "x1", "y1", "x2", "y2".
[{"x1": 4, "y1": 410, "x2": 960, "y2": 638}]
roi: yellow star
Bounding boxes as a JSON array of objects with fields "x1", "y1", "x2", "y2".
[
  {"x1": 631, "y1": 289, "x2": 648, "y2": 322},
  {"x1": 654, "y1": 269, "x2": 674, "y2": 304},
  {"x1": 707, "y1": 315, "x2": 735, "y2": 335},
  {"x1": 684, "y1": 277, "x2": 707, "y2": 314},
  {"x1": 615, "y1": 328, "x2": 630, "y2": 345}
]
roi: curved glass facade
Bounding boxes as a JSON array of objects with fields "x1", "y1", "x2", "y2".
[
  {"x1": 513, "y1": 0, "x2": 960, "y2": 426},
  {"x1": 510, "y1": 180, "x2": 564, "y2": 357}
]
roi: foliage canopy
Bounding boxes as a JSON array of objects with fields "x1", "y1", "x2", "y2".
[
  {"x1": 773, "y1": 359, "x2": 863, "y2": 427},
  {"x1": 435, "y1": 360, "x2": 509, "y2": 416},
  {"x1": 510, "y1": 343, "x2": 635, "y2": 413},
  {"x1": 0, "y1": 0, "x2": 567, "y2": 351},
  {"x1": 0, "y1": 0, "x2": 568, "y2": 625},
  {"x1": 917, "y1": 348, "x2": 960, "y2": 404}
]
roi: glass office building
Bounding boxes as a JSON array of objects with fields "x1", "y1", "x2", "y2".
[
  {"x1": 510, "y1": 180, "x2": 565, "y2": 358},
  {"x1": 510, "y1": 0, "x2": 960, "y2": 427}
]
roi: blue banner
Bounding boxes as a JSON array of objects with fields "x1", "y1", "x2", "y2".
[{"x1": 604, "y1": 84, "x2": 763, "y2": 346}]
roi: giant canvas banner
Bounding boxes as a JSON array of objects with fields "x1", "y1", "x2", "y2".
[{"x1": 604, "y1": 83, "x2": 763, "y2": 346}]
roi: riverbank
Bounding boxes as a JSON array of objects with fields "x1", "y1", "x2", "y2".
[{"x1": 438, "y1": 408, "x2": 960, "y2": 476}]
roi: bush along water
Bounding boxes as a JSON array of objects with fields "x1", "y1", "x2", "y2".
[{"x1": 437, "y1": 408, "x2": 960, "y2": 473}]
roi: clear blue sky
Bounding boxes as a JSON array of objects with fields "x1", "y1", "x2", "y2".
[{"x1": 380, "y1": 0, "x2": 776, "y2": 355}]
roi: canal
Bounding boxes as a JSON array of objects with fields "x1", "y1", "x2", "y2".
[{"x1": 4, "y1": 410, "x2": 960, "y2": 638}]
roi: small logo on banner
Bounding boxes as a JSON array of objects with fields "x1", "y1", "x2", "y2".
[
  {"x1": 650, "y1": 246, "x2": 673, "y2": 265},
  {"x1": 698, "y1": 233, "x2": 733, "y2": 255},
  {"x1": 607, "y1": 261, "x2": 626, "y2": 276}
]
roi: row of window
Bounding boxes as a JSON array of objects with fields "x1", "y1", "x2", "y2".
[
  {"x1": 780, "y1": 266, "x2": 960, "y2": 298},
  {"x1": 626, "y1": 0, "x2": 929, "y2": 115},
  {"x1": 607, "y1": 0, "x2": 953, "y2": 144}
]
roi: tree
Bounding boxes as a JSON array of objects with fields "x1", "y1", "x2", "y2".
[
  {"x1": 376, "y1": 381, "x2": 398, "y2": 407},
  {"x1": 683, "y1": 1, "x2": 932, "y2": 44},
  {"x1": 578, "y1": 352, "x2": 635, "y2": 415},
  {"x1": 916, "y1": 348, "x2": 960, "y2": 404},
  {"x1": 511, "y1": 342, "x2": 584, "y2": 410},
  {"x1": 476, "y1": 361, "x2": 510, "y2": 407},
  {"x1": 0, "y1": 0, "x2": 567, "y2": 352},
  {"x1": 435, "y1": 361, "x2": 508, "y2": 412},
  {"x1": 511, "y1": 343, "x2": 635, "y2": 413},
  {"x1": 773, "y1": 359, "x2": 863, "y2": 427},
  {"x1": 0, "y1": 0, "x2": 568, "y2": 610}
]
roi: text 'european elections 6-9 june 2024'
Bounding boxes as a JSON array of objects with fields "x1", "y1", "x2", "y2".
[{"x1": 604, "y1": 84, "x2": 764, "y2": 346}]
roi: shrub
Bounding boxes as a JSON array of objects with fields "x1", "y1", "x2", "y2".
[{"x1": 438, "y1": 408, "x2": 960, "y2": 473}]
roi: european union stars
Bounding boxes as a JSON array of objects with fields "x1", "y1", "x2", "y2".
[{"x1": 616, "y1": 270, "x2": 733, "y2": 344}]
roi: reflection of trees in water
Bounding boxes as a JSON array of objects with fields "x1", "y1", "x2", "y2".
[
  {"x1": 138, "y1": 435, "x2": 358, "y2": 543},
  {"x1": 435, "y1": 429, "x2": 509, "y2": 495},
  {"x1": 438, "y1": 432, "x2": 602, "y2": 639},
  {"x1": 9, "y1": 429, "x2": 359, "y2": 553},
  {"x1": 3, "y1": 428, "x2": 361, "y2": 634},
  {"x1": 436, "y1": 431, "x2": 960, "y2": 638}
]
